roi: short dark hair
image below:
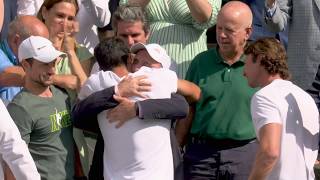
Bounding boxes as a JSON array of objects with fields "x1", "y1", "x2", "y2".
[
  {"x1": 94, "y1": 37, "x2": 129, "y2": 71},
  {"x1": 244, "y1": 37, "x2": 290, "y2": 80},
  {"x1": 112, "y1": 5, "x2": 149, "y2": 34}
]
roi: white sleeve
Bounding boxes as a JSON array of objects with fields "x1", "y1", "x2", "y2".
[
  {"x1": 81, "y1": 0, "x2": 111, "y2": 27},
  {"x1": 0, "y1": 100, "x2": 40, "y2": 180},
  {"x1": 17, "y1": 0, "x2": 43, "y2": 16},
  {"x1": 251, "y1": 93, "x2": 282, "y2": 138},
  {"x1": 78, "y1": 73, "x2": 100, "y2": 100}
]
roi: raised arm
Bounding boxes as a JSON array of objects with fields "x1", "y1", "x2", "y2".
[
  {"x1": 0, "y1": 66, "x2": 25, "y2": 87},
  {"x1": 186, "y1": 0, "x2": 214, "y2": 23}
]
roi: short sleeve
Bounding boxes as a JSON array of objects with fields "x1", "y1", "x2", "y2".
[
  {"x1": 0, "y1": 51, "x2": 13, "y2": 73},
  {"x1": 192, "y1": 0, "x2": 221, "y2": 30},
  {"x1": 78, "y1": 74, "x2": 100, "y2": 100},
  {"x1": 7, "y1": 103, "x2": 33, "y2": 144},
  {"x1": 251, "y1": 93, "x2": 282, "y2": 137}
]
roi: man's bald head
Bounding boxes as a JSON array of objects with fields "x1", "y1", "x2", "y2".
[
  {"x1": 216, "y1": 1, "x2": 253, "y2": 56},
  {"x1": 8, "y1": 15, "x2": 49, "y2": 40},
  {"x1": 218, "y1": 1, "x2": 253, "y2": 29},
  {"x1": 8, "y1": 15, "x2": 49, "y2": 56}
]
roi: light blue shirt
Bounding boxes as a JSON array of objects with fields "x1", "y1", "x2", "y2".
[{"x1": 0, "y1": 40, "x2": 22, "y2": 104}]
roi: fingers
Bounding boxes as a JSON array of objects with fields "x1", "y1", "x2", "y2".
[{"x1": 115, "y1": 121, "x2": 125, "y2": 129}]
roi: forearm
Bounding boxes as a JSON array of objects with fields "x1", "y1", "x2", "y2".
[
  {"x1": 249, "y1": 123, "x2": 281, "y2": 180},
  {"x1": 52, "y1": 74, "x2": 78, "y2": 90},
  {"x1": 186, "y1": 0, "x2": 212, "y2": 23},
  {"x1": 125, "y1": 0, "x2": 150, "y2": 7},
  {"x1": 175, "y1": 105, "x2": 195, "y2": 146},
  {"x1": 67, "y1": 51, "x2": 88, "y2": 90},
  {"x1": 72, "y1": 86, "x2": 118, "y2": 132},
  {"x1": 137, "y1": 93, "x2": 189, "y2": 119},
  {"x1": 248, "y1": 149, "x2": 278, "y2": 180},
  {"x1": 0, "y1": 67, "x2": 25, "y2": 87},
  {"x1": 177, "y1": 79, "x2": 201, "y2": 104}
]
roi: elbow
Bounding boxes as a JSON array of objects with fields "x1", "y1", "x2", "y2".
[
  {"x1": 261, "y1": 148, "x2": 280, "y2": 166},
  {"x1": 195, "y1": 14, "x2": 211, "y2": 24}
]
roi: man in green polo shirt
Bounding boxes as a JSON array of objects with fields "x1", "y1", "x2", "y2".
[{"x1": 179, "y1": 1, "x2": 258, "y2": 179}]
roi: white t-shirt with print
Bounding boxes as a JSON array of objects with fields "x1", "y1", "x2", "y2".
[
  {"x1": 79, "y1": 66, "x2": 177, "y2": 180},
  {"x1": 251, "y1": 79, "x2": 319, "y2": 180}
]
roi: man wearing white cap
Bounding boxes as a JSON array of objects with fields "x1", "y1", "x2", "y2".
[
  {"x1": 7, "y1": 36, "x2": 76, "y2": 180},
  {"x1": 78, "y1": 39, "x2": 180, "y2": 180}
]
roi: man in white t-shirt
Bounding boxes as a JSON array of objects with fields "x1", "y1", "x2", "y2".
[
  {"x1": 78, "y1": 37, "x2": 178, "y2": 180},
  {"x1": 243, "y1": 37, "x2": 319, "y2": 180}
]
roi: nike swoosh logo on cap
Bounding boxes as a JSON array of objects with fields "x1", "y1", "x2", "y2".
[{"x1": 37, "y1": 45, "x2": 47, "y2": 50}]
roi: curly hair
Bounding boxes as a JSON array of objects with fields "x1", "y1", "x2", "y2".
[{"x1": 244, "y1": 37, "x2": 290, "y2": 80}]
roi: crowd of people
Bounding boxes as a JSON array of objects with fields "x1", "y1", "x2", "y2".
[{"x1": 0, "y1": 0, "x2": 319, "y2": 180}]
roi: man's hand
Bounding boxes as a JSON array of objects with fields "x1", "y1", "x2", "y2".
[
  {"x1": 63, "y1": 21, "x2": 78, "y2": 53},
  {"x1": 116, "y1": 75, "x2": 151, "y2": 98},
  {"x1": 266, "y1": 0, "x2": 275, "y2": 8},
  {"x1": 107, "y1": 95, "x2": 136, "y2": 128}
]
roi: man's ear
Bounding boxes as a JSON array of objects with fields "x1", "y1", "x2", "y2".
[
  {"x1": 41, "y1": 7, "x2": 48, "y2": 22},
  {"x1": 245, "y1": 26, "x2": 253, "y2": 40},
  {"x1": 20, "y1": 59, "x2": 31, "y2": 71}
]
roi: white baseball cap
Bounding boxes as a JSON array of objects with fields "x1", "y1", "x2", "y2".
[
  {"x1": 130, "y1": 43, "x2": 171, "y2": 69},
  {"x1": 18, "y1": 36, "x2": 65, "y2": 63}
]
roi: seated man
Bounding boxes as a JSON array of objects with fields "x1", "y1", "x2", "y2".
[{"x1": 78, "y1": 37, "x2": 194, "y2": 179}]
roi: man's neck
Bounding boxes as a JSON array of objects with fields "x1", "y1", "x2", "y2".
[
  {"x1": 261, "y1": 74, "x2": 283, "y2": 87},
  {"x1": 24, "y1": 80, "x2": 53, "y2": 98},
  {"x1": 112, "y1": 66, "x2": 129, "y2": 78},
  {"x1": 219, "y1": 49, "x2": 244, "y2": 65}
]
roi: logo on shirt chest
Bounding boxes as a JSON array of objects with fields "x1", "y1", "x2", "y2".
[{"x1": 49, "y1": 108, "x2": 71, "y2": 132}]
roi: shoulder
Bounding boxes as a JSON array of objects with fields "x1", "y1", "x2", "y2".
[{"x1": 79, "y1": 71, "x2": 120, "y2": 100}]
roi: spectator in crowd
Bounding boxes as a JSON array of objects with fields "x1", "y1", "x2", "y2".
[
  {"x1": 7, "y1": 36, "x2": 75, "y2": 179},
  {"x1": 178, "y1": 1, "x2": 258, "y2": 179},
  {"x1": 120, "y1": 0, "x2": 221, "y2": 78},
  {"x1": 37, "y1": 0, "x2": 91, "y2": 99},
  {"x1": 263, "y1": 0, "x2": 319, "y2": 91},
  {"x1": 244, "y1": 37, "x2": 319, "y2": 180},
  {"x1": 0, "y1": 15, "x2": 49, "y2": 105},
  {"x1": 90, "y1": 5, "x2": 149, "y2": 74},
  {"x1": 0, "y1": 94, "x2": 40, "y2": 180},
  {"x1": 244, "y1": 0, "x2": 288, "y2": 48},
  {"x1": 97, "y1": 0, "x2": 120, "y2": 41},
  {"x1": 37, "y1": 0, "x2": 92, "y2": 175},
  {"x1": 17, "y1": 0, "x2": 111, "y2": 54}
]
